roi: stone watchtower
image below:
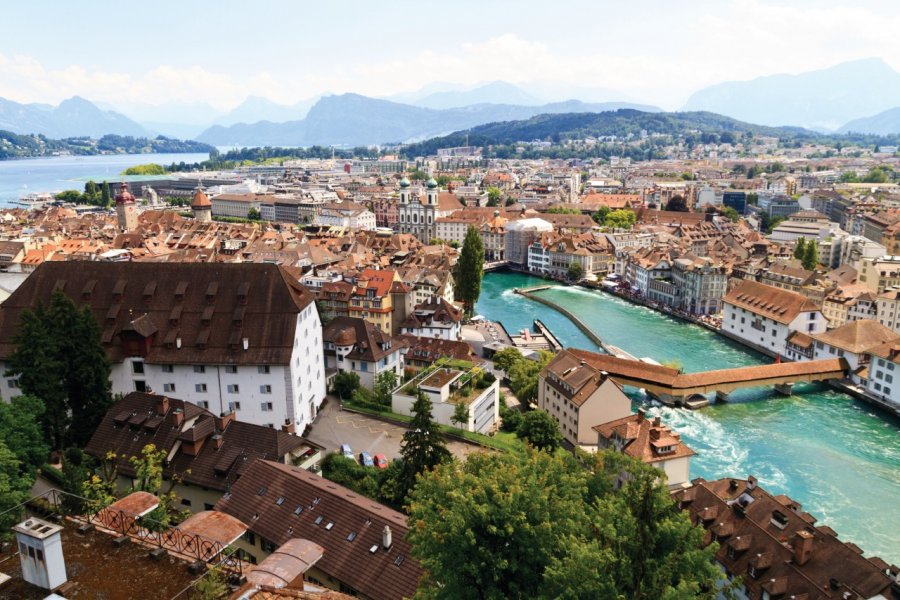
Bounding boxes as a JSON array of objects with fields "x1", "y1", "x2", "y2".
[
  {"x1": 191, "y1": 185, "x2": 212, "y2": 223},
  {"x1": 115, "y1": 182, "x2": 138, "y2": 232}
]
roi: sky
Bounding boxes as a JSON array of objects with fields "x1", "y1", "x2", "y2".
[{"x1": 3, "y1": 0, "x2": 900, "y2": 116}]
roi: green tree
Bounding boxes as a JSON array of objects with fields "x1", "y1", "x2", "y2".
[
  {"x1": 5, "y1": 289, "x2": 113, "y2": 448},
  {"x1": 101, "y1": 181, "x2": 111, "y2": 207},
  {"x1": 247, "y1": 207, "x2": 261, "y2": 220},
  {"x1": 567, "y1": 261, "x2": 585, "y2": 281},
  {"x1": 84, "y1": 180, "x2": 99, "y2": 200},
  {"x1": 408, "y1": 449, "x2": 725, "y2": 600},
  {"x1": 499, "y1": 403, "x2": 522, "y2": 432},
  {"x1": 0, "y1": 440, "x2": 32, "y2": 540},
  {"x1": 802, "y1": 239, "x2": 819, "y2": 270},
  {"x1": 455, "y1": 225, "x2": 485, "y2": 316},
  {"x1": 507, "y1": 351, "x2": 553, "y2": 403},
  {"x1": 793, "y1": 237, "x2": 807, "y2": 260},
  {"x1": 492, "y1": 347, "x2": 524, "y2": 373},
  {"x1": 394, "y1": 391, "x2": 450, "y2": 503},
  {"x1": 665, "y1": 195, "x2": 688, "y2": 212},
  {"x1": 722, "y1": 206, "x2": 740, "y2": 222},
  {"x1": 604, "y1": 209, "x2": 636, "y2": 230},
  {"x1": 191, "y1": 566, "x2": 228, "y2": 600},
  {"x1": 0, "y1": 395, "x2": 49, "y2": 475},
  {"x1": 516, "y1": 410, "x2": 563, "y2": 452},
  {"x1": 130, "y1": 443, "x2": 165, "y2": 493},
  {"x1": 332, "y1": 371, "x2": 360, "y2": 400},
  {"x1": 591, "y1": 205, "x2": 611, "y2": 225},
  {"x1": 54, "y1": 190, "x2": 83, "y2": 202},
  {"x1": 451, "y1": 402, "x2": 470, "y2": 429},
  {"x1": 486, "y1": 186, "x2": 502, "y2": 207},
  {"x1": 862, "y1": 167, "x2": 890, "y2": 183},
  {"x1": 60, "y1": 447, "x2": 90, "y2": 515},
  {"x1": 373, "y1": 370, "x2": 398, "y2": 407}
]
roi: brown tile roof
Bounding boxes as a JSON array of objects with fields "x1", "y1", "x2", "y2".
[
  {"x1": 593, "y1": 412, "x2": 695, "y2": 464},
  {"x1": 723, "y1": 280, "x2": 821, "y2": 324},
  {"x1": 811, "y1": 320, "x2": 900, "y2": 354},
  {"x1": 215, "y1": 460, "x2": 422, "y2": 600},
  {"x1": 541, "y1": 349, "x2": 631, "y2": 407},
  {"x1": 673, "y1": 478, "x2": 898, "y2": 600},
  {"x1": 85, "y1": 392, "x2": 312, "y2": 492},
  {"x1": 322, "y1": 317, "x2": 403, "y2": 363},
  {"x1": 396, "y1": 335, "x2": 479, "y2": 365},
  {"x1": 0, "y1": 261, "x2": 314, "y2": 365}
]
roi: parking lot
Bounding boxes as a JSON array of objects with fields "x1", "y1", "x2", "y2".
[{"x1": 306, "y1": 397, "x2": 482, "y2": 463}]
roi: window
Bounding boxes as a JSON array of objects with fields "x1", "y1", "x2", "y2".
[
  {"x1": 261, "y1": 538, "x2": 277, "y2": 553},
  {"x1": 180, "y1": 498, "x2": 192, "y2": 507},
  {"x1": 134, "y1": 380, "x2": 147, "y2": 392},
  {"x1": 194, "y1": 365, "x2": 206, "y2": 374},
  {"x1": 227, "y1": 384, "x2": 240, "y2": 393},
  {"x1": 260, "y1": 385, "x2": 272, "y2": 394},
  {"x1": 132, "y1": 361, "x2": 145, "y2": 374},
  {"x1": 197, "y1": 401, "x2": 209, "y2": 409},
  {"x1": 195, "y1": 383, "x2": 207, "y2": 393},
  {"x1": 361, "y1": 362, "x2": 368, "y2": 372},
  {"x1": 261, "y1": 402, "x2": 273, "y2": 412},
  {"x1": 204, "y1": 503, "x2": 214, "y2": 511},
  {"x1": 163, "y1": 383, "x2": 176, "y2": 393},
  {"x1": 887, "y1": 374, "x2": 893, "y2": 384},
  {"x1": 885, "y1": 387, "x2": 892, "y2": 395},
  {"x1": 225, "y1": 365, "x2": 238, "y2": 374},
  {"x1": 258, "y1": 365, "x2": 270, "y2": 374},
  {"x1": 162, "y1": 364, "x2": 174, "y2": 373},
  {"x1": 7, "y1": 379, "x2": 19, "y2": 389},
  {"x1": 228, "y1": 401, "x2": 241, "y2": 411}
]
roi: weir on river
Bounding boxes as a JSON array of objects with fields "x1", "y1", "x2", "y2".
[{"x1": 478, "y1": 271, "x2": 900, "y2": 565}]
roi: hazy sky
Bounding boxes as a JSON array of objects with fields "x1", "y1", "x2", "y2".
[{"x1": 3, "y1": 0, "x2": 900, "y2": 112}]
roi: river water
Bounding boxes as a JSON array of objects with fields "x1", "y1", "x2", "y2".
[
  {"x1": 0, "y1": 153, "x2": 209, "y2": 207},
  {"x1": 477, "y1": 271, "x2": 900, "y2": 564}
]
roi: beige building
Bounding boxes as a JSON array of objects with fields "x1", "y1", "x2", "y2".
[
  {"x1": 538, "y1": 348, "x2": 632, "y2": 448},
  {"x1": 859, "y1": 255, "x2": 900, "y2": 293}
]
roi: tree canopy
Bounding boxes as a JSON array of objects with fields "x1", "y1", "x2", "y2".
[
  {"x1": 603, "y1": 209, "x2": 637, "y2": 230},
  {"x1": 407, "y1": 449, "x2": 725, "y2": 600},
  {"x1": 455, "y1": 225, "x2": 485, "y2": 315},
  {"x1": 515, "y1": 409, "x2": 563, "y2": 452},
  {"x1": 801, "y1": 239, "x2": 819, "y2": 270},
  {"x1": 4, "y1": 289, "x2": 113, "y2": 448},
  {"x1": 793, "y1": 237, "x2": 807, "y2": 260},
  {"x1": 567, "y1": 261, "x2": 585, "y2": 281},
  {"x1": 0, "y1": 395, "x2": 49, "y2": 476}
]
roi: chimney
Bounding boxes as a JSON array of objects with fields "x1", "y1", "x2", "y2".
[
  {"x1": 156, "y1": 396, "x2": 170, "y2": 416},
  {"x1": 653, "y1": 416, "x2": 661, "y2": 427},
  {"x1": 217, "y1": 411, "x2": 236, "y2": 431},
  {"x1": 747, "y1": 475, "x2": 757, "y2": 490},
  {"x1": 793, "y1": 530, "x2": 814, "y2": 566},
  {"x1": 212, "y1": 434, "x2": 224, "y2": 450},
  {"x1": 382, "y1": 525, "x2": 392, "y2": 550},
  {"x1": 649, "y1": 428, "x2": 661, "y2": 441},
  {"x1": 636, "y1": 408, "x2": 646, "y2": 422},
  {"x1": 172, "y1": 408, "x2": 184, "y2": 427},
  {"x1": 281, "y1": 419, "x2": 295, "y2": 434}
]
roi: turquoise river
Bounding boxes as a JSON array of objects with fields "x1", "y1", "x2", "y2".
[{"x1": 477, "y1": 271, "x2": 900, "y2": 564}]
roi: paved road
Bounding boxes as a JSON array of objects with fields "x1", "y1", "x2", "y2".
[{"x1": 307, "y1": 397, "x2": 482, "y2": 462}]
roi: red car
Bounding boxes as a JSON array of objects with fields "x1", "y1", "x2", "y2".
[{"x1": 373, "y1": 454, "x2": 389, "y2": 469}]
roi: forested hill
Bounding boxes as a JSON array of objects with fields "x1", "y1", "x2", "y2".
[
  {"x1": 398, "y1": 109, "x2": 899, "y2": 158},
  {"x1": 0, "y1": 131, "x2": 214, "y2": 159}
]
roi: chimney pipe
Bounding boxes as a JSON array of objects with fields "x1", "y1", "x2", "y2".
[
  {"x1": 637, "y1": 408, "x2": 645, "y2": 422},
  {"x1": 212, "y1": 434, "x2": 224, "y2": 450},
  {"x1": 747, "y1": 475, "x2": 757, "y2": 490},
  {"x1": 793, "y1": 530, "x2": 814, "y2": 566},
  {"x1": 156, "y1": 396, "x2": 170, "y2": 416},
  {"x1": 281, "y1": 419, "x2": 295, "y2": 434},
  {"x1": 382, "y1": 525, "x2": 392, "y2": 549},
  {"x1": 217, "y1": 411, "x2": 236, "y2": 431},
  {"x1": 172, "y1": 408, "x2": 184, "y2": 427}
]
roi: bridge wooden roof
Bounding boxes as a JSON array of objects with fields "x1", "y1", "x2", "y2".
[{"x1": 566, "y1": 348, "x2": 847, "y2": 395}]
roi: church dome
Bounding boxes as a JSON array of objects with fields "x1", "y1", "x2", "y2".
[
  {"x1": 399, "y1": 177, "x2": 411, "y2": 188},
  {"x1": 426, "y1": 177, "x2": 438, "y2": 189}
]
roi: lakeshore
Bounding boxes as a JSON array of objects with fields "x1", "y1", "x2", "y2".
[{"x1": 477, "y1": 270, "x2": 900, "y2": 565}]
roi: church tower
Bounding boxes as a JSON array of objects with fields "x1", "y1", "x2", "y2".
[
  {"x1": 425, "y1": 177, "x2": 438, "y2": 205},
  {"x1": 115, "y1": 182, "x2": 138, "y2": 232},
  {"x1": 399, "y1": 176, "x2": 410, "y2": 204},
  {"x1": 191, "y1": 184, "x2": 212, "y2": 223}
]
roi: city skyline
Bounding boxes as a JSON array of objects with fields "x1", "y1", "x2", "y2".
[{"x1": 3, "y1": 0, "x2": 900, "y2": 115}]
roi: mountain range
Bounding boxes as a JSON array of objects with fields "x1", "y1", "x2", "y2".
[
  {"x1": 7, "y1": 60, "x2": 900, "y2": 144},
  {"x1": 0, "y1": 96, "x2": 150, "y2": 139},
  {"x1": 194, "y1": 94, "x2": 661, "y2": 147},
  {"x1": 683, "y1": 58, "x2": 900, "y2": 132}
]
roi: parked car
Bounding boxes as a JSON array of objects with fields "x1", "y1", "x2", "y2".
[
  {"x1": 373, "y1": 454, "x2": 389, "y2": 469},
  {"x1": 359, "y1": 451, "x2": 374, "y2": 467},
  {"x1": 340, "y1": 444, "x2": 353, "y2": 459}
]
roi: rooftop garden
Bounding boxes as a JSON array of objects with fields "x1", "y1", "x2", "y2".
[{"x1": 397, "y1": 358, "x2": 496, "y2": 405}]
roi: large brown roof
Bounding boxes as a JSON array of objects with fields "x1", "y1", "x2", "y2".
[
  {"x1": 85, "y1": 392, "x2": 312, "y2": 492},
  {"x1": 811, "y1": 320, "x2": 900, "y2": 354},
  {"x1": 723, "y1": 280, "x2": 821, "y2": 324},
  {"x1": 322, "y1": 317, "x2": 403, "y2": 363},
  {"x1": 674, "y1": 477, "x2": 898, "y2": 600},
  {"x1": 0, "y1": 261, "x2": 315, "y2": 365},
  {"x1": 215, "y1": 460, "x2": 422, "y2": 600}
]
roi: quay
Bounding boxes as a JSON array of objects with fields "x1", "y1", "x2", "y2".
[{"x1": 513, "y1": 287, "x2": 632, "y2": 358}]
